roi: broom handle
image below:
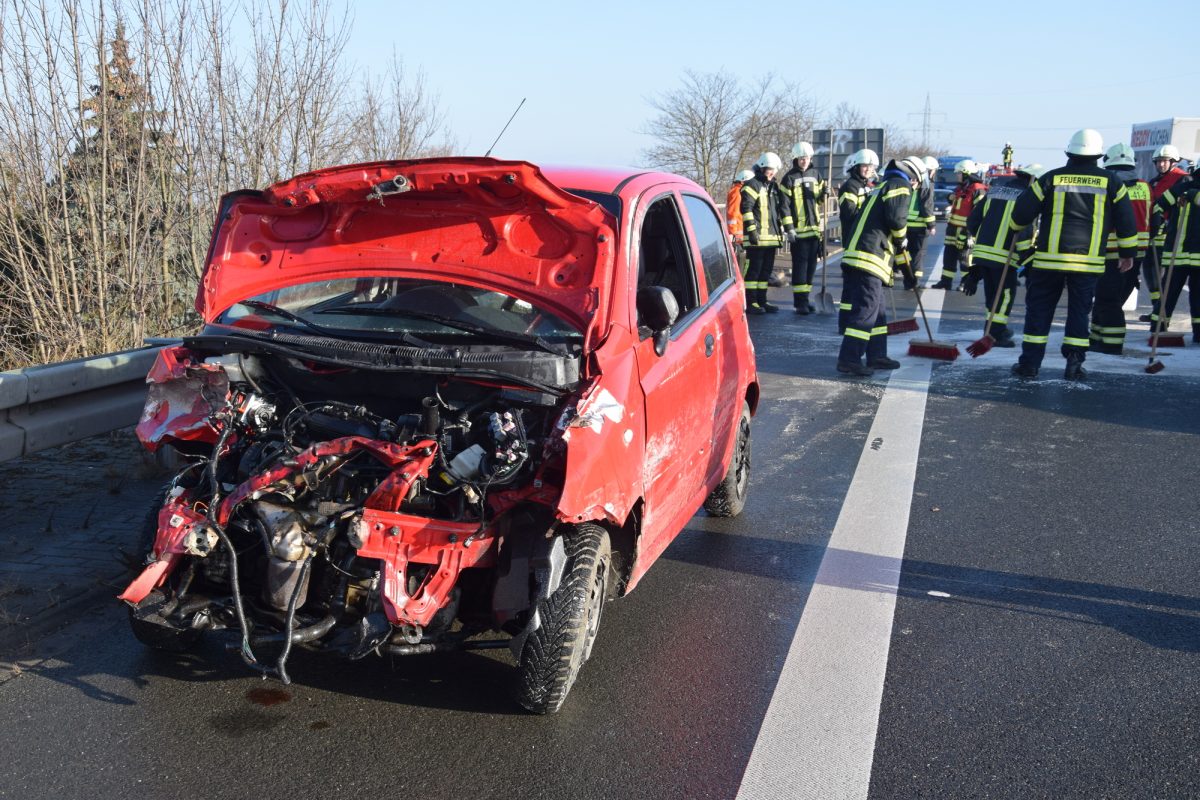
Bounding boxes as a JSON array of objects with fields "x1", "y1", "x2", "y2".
[
  {"x1": 1149, "y1": 225, "x2": 1184, "y2": 362},
  {"x1": 896, "y1": 245, "x2": 936, "y2": 341},
  {"x1": 981, "y1": 235, "x2": 1020, "y2": 340}
]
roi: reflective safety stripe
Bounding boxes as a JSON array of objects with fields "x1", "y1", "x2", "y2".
[
  {"x1": 1031, "y1": 181, "x2": 1046, "y2": 201},
  {"x1": 986, "y1": 311, "x2": 1009, "y2": 323},
  {"x1": 839, "y1": 302, "x2": 853, "y2": 311},
  {"x1": 845, "y1": 327, "x2": 871, "y2": 341},
  {"x1": 1022, "y1": 334, "x2": 1049, "y2": 344},
  {"x1": 870, "y1": 326, "x2": 888, "y2": 337},
  {"x1": 843, "y1": 250, "x2": 893, "y2": 283},
  {"x1": 883, "y1": 188, "x2": 911, "y2": 201},
  {"x1": 1150, "y1": 291, "x2": 1161, "y2": 300},
  {"x1": 1031, "y1": 251, "x2": 1105, "y2": 272},
  {"x1": 1063, "y1": 337, "x2": 1090, "y2": 348},
  {"x1": 792, "y1": 284, "x2": 813, "y2": 292},
  {"x1": 1049, "y1": 189, "x2": 1066, "y2": 254},
  {"x1": 1091, "y1": 325, "x2": 1126, "y2": 334}
]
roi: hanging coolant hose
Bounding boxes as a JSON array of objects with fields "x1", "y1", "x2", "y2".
[
  {"x1": 274, "y1": 554, "x2": 314, "y2": 685},
  {"x1": 206, "y1": 410, "x2": 264, "y2": 671}
]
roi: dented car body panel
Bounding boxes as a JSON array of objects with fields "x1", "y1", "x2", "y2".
[{"x1": 120, "y1": 158, "x2": 757, "y2": 711}]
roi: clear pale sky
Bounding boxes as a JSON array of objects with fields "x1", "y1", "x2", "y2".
[{"x1": 347, "y1": 0, "x2": 1195, "y2": 169}]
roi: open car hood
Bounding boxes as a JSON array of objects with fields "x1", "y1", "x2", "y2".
[{"x1": 197, "y1": 158, "x2": 617, "y2": 341}]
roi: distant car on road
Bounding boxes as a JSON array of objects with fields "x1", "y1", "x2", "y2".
[{"x1": 933, "y1": 187, "x2": 953, "y2": 220}]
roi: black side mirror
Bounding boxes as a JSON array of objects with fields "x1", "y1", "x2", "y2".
[{"x1": 636, "y1": 286, "x2": 679, "y2": 356}]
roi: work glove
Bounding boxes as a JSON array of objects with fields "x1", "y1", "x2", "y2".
[
  {"x1": 817, "y1": 238, "x2": 826, "y2": 256},
  {"x1": 965, "y1": 236, "x2": 976, "y2": 250},
  {"x1": 747, "y1": 231, "x2": 759, "y2": 246},
  {"x1": 959, "y1": 272, "x2": 980, "y2": 296},
  {"x1": 927, "y1": 225, "x2": 936, "y2": 235},
  {"x1": 785, "y1": 228, "x2": 797, "y2": 242}
]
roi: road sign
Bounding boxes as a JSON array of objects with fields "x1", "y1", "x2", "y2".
[{"x1": 811, "y1": 128, "x2": 886, "y2": 178}]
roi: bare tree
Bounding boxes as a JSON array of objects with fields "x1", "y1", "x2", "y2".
[
  {"x1": 0, "y1": 0, "x2": 455, "y2": 370},
  {"x1": 640, "y1": 70, "x2": 819, "y2": 198}
]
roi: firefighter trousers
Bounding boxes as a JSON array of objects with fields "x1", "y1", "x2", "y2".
[
  {"x1": 837, "y1": 268, "x2": 888, "y2": 365},
  {"x1": 1018, "y1": 268, "x2": 1098, "y2": 368},
  {"x1": 940, "y1": 225, "x2": 971, "y2": 280},
  {"x1": 744, "y1": 246, "x2": 776, "y2": 309},
  {"x1": 905, "y1": 229, "x2": 929, "y2": 288},
  {"x1": 1090, "y1": 257, "x2": 1140, "y2": 354},
  {"x1": 790, "y1": 237, "x2": 819, "y2": 308},
  {"x1": 979, "y1": 257, "x2": 1018, "y2": 338},
  {"x1": 1162, "y1": 264, "x2": 1200, "y2": 341}
]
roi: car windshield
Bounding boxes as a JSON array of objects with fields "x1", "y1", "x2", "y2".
[{"x1": 214, "y1": 277, "x2": 583, "y2": 346}]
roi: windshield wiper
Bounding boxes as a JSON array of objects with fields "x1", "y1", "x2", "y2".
[
  {"x1": 232, "y1": 300, "x2": 427, "y2": 346},
  {"x1": 313, "y1": 304, "x2": 571, "y2": 355},
  {"x1": 233, "y1": 300, "x2": 344, "y2": 337}
]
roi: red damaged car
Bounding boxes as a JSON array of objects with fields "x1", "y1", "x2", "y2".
[{"x1": 120, "y1": 158, "x2": 759, "y2": 713}]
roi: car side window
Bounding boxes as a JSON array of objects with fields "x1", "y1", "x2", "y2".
[
  {"x1": 637, "y1": 195, "x2": 698, "y2": 332},
  {"x1": 681, "y1": 194, "x2": 734, "y2": 295}
]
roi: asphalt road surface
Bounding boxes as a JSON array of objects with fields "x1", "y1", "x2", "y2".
[{"x1": 1, "y1": 232, "x2": 1197, "y2": 800}]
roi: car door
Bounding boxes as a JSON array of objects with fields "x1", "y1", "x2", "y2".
[
  {"x1": 679, "y1": 192, "x2": 745, "y2": 489},
  {"x1": 631, "y1": 189, "x2": 722, "y2": 571}
]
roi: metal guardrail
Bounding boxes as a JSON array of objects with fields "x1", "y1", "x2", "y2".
[{"x1": 0, "y1": 346, "x2": 163, "y2": 462}]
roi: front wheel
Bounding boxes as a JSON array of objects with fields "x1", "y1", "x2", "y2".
[
  {"x1": 704, "y1": 401, "x2": 751, "y2": 517},
  {"x1": 513, "y1": 524, "x2": 611, "y2": 714}
]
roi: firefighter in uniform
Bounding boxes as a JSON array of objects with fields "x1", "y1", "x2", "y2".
[
  {"x1": 1089, "y1": 144, "x2": 1151, "y2": 354},
  {"x1": 739, "y1": 152, "x2": 788, "y2": 314},
  {"x1": 962, "y1": 163, "x2": 1043, "y2": 348},
  {"x1": 727, "y1": 168, "x2": 755, "y2": 277},
  {"x1": 1002, "y1": 142, "x2": 1014, "y2": 170},
  {"x1": 1142, "y1": 144, "x2": 1189, "y2": 324},
  {"x1": 779, "y1": 141, "x2": 827, "y2": 314},
  {"x1": 1152, "y1": 159, "x2": 1200, "y2": 340},
  {"x1": 903, "y1": 155, "x2": 939, "y2": 289},
  {"x1": 932, "y1": 160, "x2": 987, "y2": 289},
  {"x1": 1009, "y1": 129, "x2": 1137, "y2": 381},
  {"x1": 836, "y1": 156, "x2": 926, "y2": 376},
  {"x1": 836, "y1": 148, "x2": 879, "y2": 331}
]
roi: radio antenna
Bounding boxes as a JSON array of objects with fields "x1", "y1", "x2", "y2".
[{"x1": 484, "y1": 97, "x2": 527, "y2": 157}]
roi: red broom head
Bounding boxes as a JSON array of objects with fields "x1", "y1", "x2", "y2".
[
  {"x1": 965, "y1": 335, "x2": 995, "y2": 358},
  {"x1": 1145, "y1": 360, "x2": 1166, "y2": 374},
  {"x1": 887, "y1": 318, "x2": 920, "y2": 335},
  {"x1": 908, "y1": 340, "x2": 960, "y2": 361},
  {"x1": 1149, "y1": 333, "x2": 1186, "y2": 348}
]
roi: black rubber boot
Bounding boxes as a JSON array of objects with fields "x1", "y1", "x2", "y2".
[
  {"x1": 1011, "y1": 362, "x2": 1039, "y2": 379},
  {"x1": 837, "y1": 361, "x2": 875, "y2": 377},
  {"x1": 867, "y1": 356, "x2": 901, "y2": 369},
  {"x1": 931, "y1": 277, "x2": 954, "y2": 290},
  {"x1": 993, "y1": 329, "x2": 1016, "y2": 348},
  {"x1": 1064, "y1": 355, "x2": 1088, "y2": 382}
]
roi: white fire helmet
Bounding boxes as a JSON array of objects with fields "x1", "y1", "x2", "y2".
[
  {"x1": 755, "y1": 152, "x2": 783, "y2": 171},
  {"x1": 791, "y1": 141, "x2": 815, "y2": 159},
  {"x1": 1104, "y1": 143, "x2": 1136, "y2": 169},
  {"x1": 1066, "y1": 129, "x2": 1104, "y2": 157}
]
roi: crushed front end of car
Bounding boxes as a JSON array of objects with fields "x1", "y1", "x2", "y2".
[{"x1": 119, "y1": 159, "x2": 621, "y2": 713}]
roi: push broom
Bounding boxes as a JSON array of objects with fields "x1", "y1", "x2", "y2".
[
  {"x1": 1148, "y1": 231, "x2": 1186, "y2": 350},
  {"x1": 966, "y1": 238, "x2": 1020, "y2": 357},
  {"x1": 886, "y1": 283, "x2": 919, "y2": 334},
  {"x1": 886, "y1": 252, "x2": 920, "y2": 334},
  {"x1": 1147, "y1": 233, "x2": 1187, "y2": 372},
  {"x1": 904, "y1": 262, "x2": 960, "y2": 360}
]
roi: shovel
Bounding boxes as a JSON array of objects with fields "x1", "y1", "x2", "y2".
[{"x1": 816, "y1": 229, "x2": 835, "y2": 315}]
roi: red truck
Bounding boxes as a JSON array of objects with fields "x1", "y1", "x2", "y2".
[{"x1": 120, "y1": 158, "x2": 759, "y2": 713}]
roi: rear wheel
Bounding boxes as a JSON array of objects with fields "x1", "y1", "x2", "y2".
[
  {"x1": 513, "y1": 524, "x2": 611, "y2": 714},
  {"x1": 703, "y1": 401, "x2": 751, "y2": 517}
]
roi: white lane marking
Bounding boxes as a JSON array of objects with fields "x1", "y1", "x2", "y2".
[{"x1": 735, "y1": 282, "x2": 946, "y2": 800}]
